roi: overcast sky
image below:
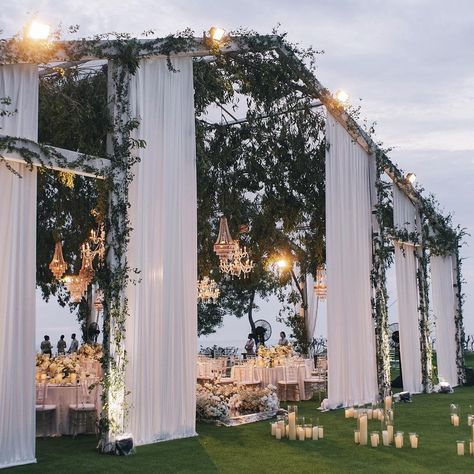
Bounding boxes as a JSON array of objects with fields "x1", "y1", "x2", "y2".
[{"x1": 4, "y1": 0, "x2": 473, "y2": 347}]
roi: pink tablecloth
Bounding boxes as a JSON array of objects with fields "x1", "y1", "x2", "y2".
[
  {"x1": 231, "y1": 364, "x2": 311, "y2": 400},
  {"x1": 40, "y1": 384, "x2": 100, "y2": 435}
]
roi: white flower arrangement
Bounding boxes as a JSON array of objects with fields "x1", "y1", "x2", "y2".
[{"x1": 196, "y1": 383, "x2": 279, "y2": 421}]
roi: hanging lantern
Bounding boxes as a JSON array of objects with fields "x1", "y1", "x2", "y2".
[
  {"x1": 314, "y1": 265, "x2": 327, "y2": 300},
  {"x1": 214, "y1": 216, "x2": 238, "y2": 260},
  {"x1": 49, "y1": 241, "x2": 68, "y2": 280}
]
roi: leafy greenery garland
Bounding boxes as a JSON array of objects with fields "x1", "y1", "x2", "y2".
[{"x1": 371, "y1": 151, "x2": 393, "y2": 396}]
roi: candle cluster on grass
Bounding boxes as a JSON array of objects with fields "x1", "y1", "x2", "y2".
[
  {"x1": 450, "y1": 404, "x2": 474, "y2": 456},
  {"x1": 270, "y1": 406, "x2": 324, "y2": 442}
]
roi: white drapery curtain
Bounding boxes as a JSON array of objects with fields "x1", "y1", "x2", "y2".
[
  {"x1": 393, "y1": 185, "x2": 423, "y2": 393},
  {"x1": 305, "y1": 274, "x2": 318, "y2": 342},
  {"x1": 0, "y1": 65, "x2": 38, "y2": 469},
  {"x1": 125, "y1": 57, "x2": 197, "y2": 445},
  {"x1": 325, "y1": 113, "x2": 378, "y2": 408},
  {"x1": 431, "y1": 255, "x2": 458, "y2": 386}
]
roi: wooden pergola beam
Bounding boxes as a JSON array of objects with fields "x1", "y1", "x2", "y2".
[{"x1": 0, "y1": 135, "x2": 110, "y2": 178}]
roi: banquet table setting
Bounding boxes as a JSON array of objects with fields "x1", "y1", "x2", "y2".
[{"x1": 35, "y1": 345, "x2": 103, "y2": 437}]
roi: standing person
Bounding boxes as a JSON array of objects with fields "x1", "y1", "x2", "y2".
[
  {"x1": 40, "y1": 335, "x2": 52, "y2": 357},
  {"x1": 57, "y1": 335, "x2": 67, "y2": 355},
  {"x1": 244, "y1": 333, "x2": 255, "y2": 357},
  {"x1": 278, "y1": 331, "x2": 289, "y2": 346},
  {"x1": 68, "y1": 333, "x2": 79, "y2": 353}
]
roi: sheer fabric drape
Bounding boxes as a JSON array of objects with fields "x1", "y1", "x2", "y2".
[
  {"x1": 393, "y1": 185, "x2": 423, "y2": 393},
  {"x1": 125, "y1": 58, "x2": 197, "y2": 445},
  {"x1": 325, "y1": 113, "x2": 378, "y2": 408},
  {"x1": 0, "y1": 64, "x2": 38, "y2": 469},
  {"x1": 431, "y1": 255, "x2": 458, "y2": 386}
]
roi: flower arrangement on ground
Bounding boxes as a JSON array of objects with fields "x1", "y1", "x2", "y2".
[
  {"x1": 196, "y1": 383, "x2": 279, "y2": 421},
  {"x1": 257, "y1": 345, "x2": 294, "y2": 368}
]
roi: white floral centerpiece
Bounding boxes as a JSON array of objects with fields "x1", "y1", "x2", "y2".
[
  {"x1": 196, "y1": 383, "x2": 279, "y2": 422},
  {"x1": 257, "y1": 345, "x2": 293, "y2": 368}
]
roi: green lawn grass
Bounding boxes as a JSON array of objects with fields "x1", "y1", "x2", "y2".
[
  {"x1": 5, "y1": 354, "x2": 474, "y2": 473},
  {"x1": 5, "y1": 385, "x2": 474, "y2": 474}
]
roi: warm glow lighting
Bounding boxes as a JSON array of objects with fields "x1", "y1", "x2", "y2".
[
  {"x1": 406, "y1": 172, "x2": 417, "y2": 184},
  {"x1": 27, "y1": 21, "x2": 51, "y2": 40},
  {"x1": 335, "y1": 89, "x2": 349, "y2": 104},
  {"x1": 277, "y1": 259, "x2": 288, "y2": 269},
  {"x1": 209, "y1": 26, "x2": 225, "y2": 42}
]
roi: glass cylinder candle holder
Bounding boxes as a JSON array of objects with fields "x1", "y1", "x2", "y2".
[
  {"x1": 270, "y1": 422, "x2": 277, "y2": 436},
  {"x1": 409, "y1": 433, "x2": 418, "y2": 449},
  {"x1": 318, "y1": 425, "x2": 324, "y2": 439},
  {"x1": 287, "y1": 405, "x2": 297, "y2": 440},
  {"x1": 370, "y1": 431, "x2": 380, "y2": 447},
  {"x1": 297, "y1": 416, "x2": 305, "y2": 428},
  {"x1": 394, "y1": 431, "x2": 404, "y2": 449},
  {"x1": 305, "y1": 421, "x2": 313, "y2": 439},
  {"x1": 457, "y1": 440, "x2": 465, "y2": 456},
  {"x1": 450, "y1": 404, "x2": 460, "y2": 426},
  {"x1": 354, "y1": 429, "x2": 360, "y2": 444}
]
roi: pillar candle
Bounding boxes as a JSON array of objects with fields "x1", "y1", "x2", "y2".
[
  {"x1": 359, "y1": 414, "x2": 368, "y2": 445},
  {"x1": 305, "y1": 425, "x2": 312, "y2": 438},
  {"x1": 387, "y1": 425, "x2": 394, "y2": 444},
  {"x1": 312, "y1": 426, "x2": 319, "y2": 440},
  {"x1": 345, "y1": 408, "x2": 353, "y2": 418},
  {"x1": 372, "y1": 409, "x2": 379, "y2": 421},
  {"x1": 382, "y1": 430, "x2": 389, "y2": 446},
  {"x1": 370, "y1": 432, "x2": 379, "y2": 447},
  {"x1": 275, "y1": 427, "x2": 282, "y2": 440},
  {"x1": 384, "y1": 396, "x2": 392, "y2": 412},
  {"x1": 286, "y1": 425, "x2": 289, "y2": 437},
  {"x1": 354, "y1": 430, "x2": 360, "y2": 444},
  {"x1": 409, "y1": 433, "x2": 418, "y2": 449},
  {"x1": 318, "y1": 426, "x2": 324, "y2": 439},
  {"x1": 271, "y1": 422, "x2": 277, "y2": 436},
  {"x1": 469, "y1": 441, "x2": 473, "y2": 456},
  {"x1": 353, "y1": 409, "x2": 358, "y2": 419},
  {"x1": 457, "y1": 441, "x2": 465, "y2": 455},
  {"x1": 367, "y1": 409, "x2": 373, "y2": 420},
  {"x1": 453, "y1": 414, "x2": 460, "y2": 427},
  {"x1": 395, "y1": 433, "x2": 403, "y2": 449},
  {"x1": 278, "y1": 420, "x2": 285, "y2": 434},
  {"x1": 468, "y1": 415, "x2": 473, "y2": 427},
  {"x1": 297, "y1": 427, "x2": 305, "y2": 441},
  {"x1": 288, "y1": 412, "x2": 297, "y2": 440}
]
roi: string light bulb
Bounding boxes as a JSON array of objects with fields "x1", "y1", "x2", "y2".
[
  {"x1": 406, "y1": 172, "x2": 417, "y2": 184},
  {"x1": 335, "y1": 89, "x2": 349, "y2": 104},
  {"x1": 27, "y1": 20, "x2": 51, "y2": 40},
  {"x1": 209, "y1": 26, "x2": 225, "y2": 42}
]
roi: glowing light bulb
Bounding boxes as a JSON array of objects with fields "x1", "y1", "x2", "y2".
[
  {"x1": 406, "y1": 173, "x2": 417, "y2": 184},
  {"x1": 335, "y1": 89, "x2": 349, "y2": 104},
  {"x1": 28, "y1": 21, "x2": 51, "y2": 40},
  {"x1": 209, "y1": 26, "x2": 225, "y2": 42},
  {"x1": 277, "y1": 259, "x2": 288, "y2": 269}
]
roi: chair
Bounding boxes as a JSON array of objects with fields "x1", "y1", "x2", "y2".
[
  {"x1": 277, "y1": 365, "x2": 300, "y2": 401},
  {"x1": 304, "y1": 366, "x2": 327, "y2": 400},
  {"x1": 238, "y1": 366, "x2": 261, "y2": 389},
  {"x1": 36, "y1": 382, "x2": 57, "y2": 437},
  {"x1": 69, "y1": 378, "x2": 98, "y2": 436}
]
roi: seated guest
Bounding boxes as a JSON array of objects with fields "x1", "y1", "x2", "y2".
[
  {"x1": 57, "y1": 335, "x2": 67, "y2": 355},
  {"x1": 278, "y1": 331, "x2": 289, "y2": 346},
  {"x1": 68, "y1": 333, "x2": 79, "y2": 353},
  {"x1": 40, "y1": 335, "x2": 52, "y2": 357}
]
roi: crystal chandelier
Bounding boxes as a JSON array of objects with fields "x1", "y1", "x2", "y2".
[
  {"x1": 220, "y1": 245, "x2": 254, "y2": 278},
  {"x1": 64, "y1": 275, "x2": 87, "y2": 303},
  {"x1": 198, "y1": 276, "x2": 220, "y2": 303},
  {"x1": 60, "y1": 225, "x2": 106, "y2": 303},
  {"x1": 93, "y1": 289, "x2": 104, "y2": 312},
  {"x1": 213, "y1": 216, "x2": 238, "y2": 260},
  {"x1": 49, "y1": 241, "x2": 68, "y2": 279},
  {"x1": 314, "y1": 265, "x2": 327, "y2": 300}
]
